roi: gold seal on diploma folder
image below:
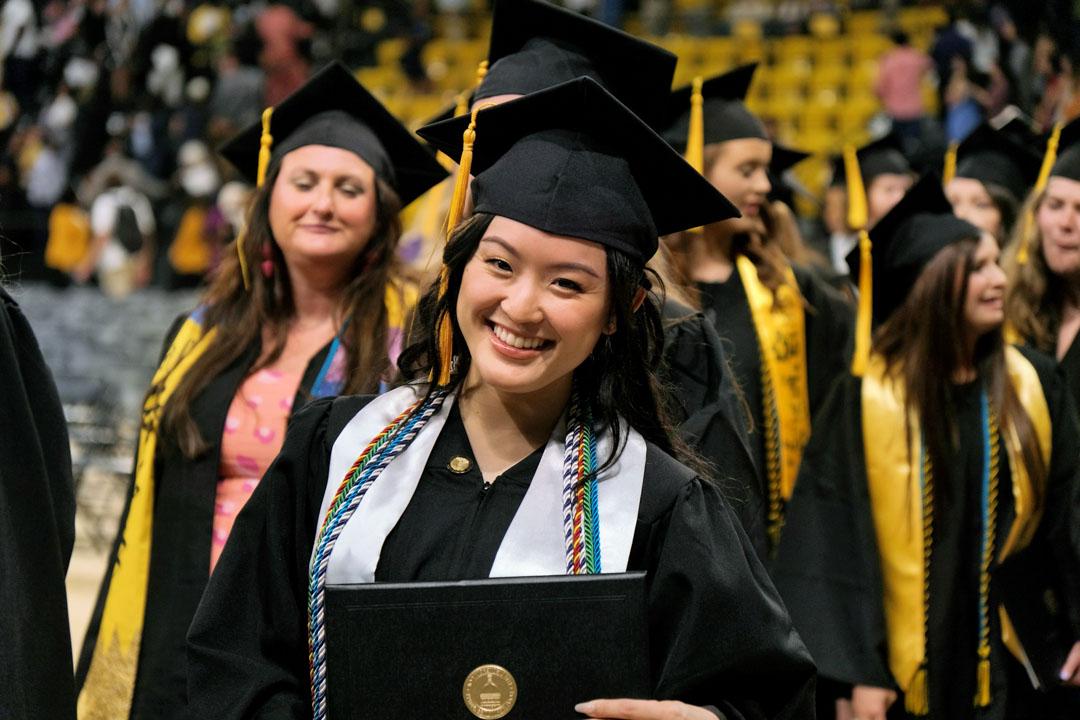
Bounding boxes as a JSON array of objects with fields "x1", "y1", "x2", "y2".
[{"x1": 463, "y1": 664, "x2": 517, "y2": 719}]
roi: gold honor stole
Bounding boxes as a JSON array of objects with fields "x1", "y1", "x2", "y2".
[
  {"x1": 735, "y1": 256, "x2": 810, "y2": 547},
  {"x1": 78, "y1": 285, "x2": 415, "y2": 719},
  {"x1": 861, "y1": 346, "x2": 1051, "y2": 702},
  {"x1": 78, "y1": 314, "x2": 217, "y2": 719}
]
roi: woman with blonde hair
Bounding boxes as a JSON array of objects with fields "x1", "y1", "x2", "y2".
[{"x1": 1004, "y1": 117, "x2": 1080, "y2": 410}]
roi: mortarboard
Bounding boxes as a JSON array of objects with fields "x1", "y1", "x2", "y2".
[
  {"x1": 662, "y1": 64, "x2": 765, "y2": 152},
  {"x1": 218, "y1": 61, "x2": 448, "y2": 287},
  {"x1": 219, "y1": 61, "x2": 447, "y2": 208},
  {"x1": 848, "y1": 174, "x2": 981, "y2": 324},
  {"x1": 950, "y1": 122, "x2": 1042, "y2": 201},
  {"x1": 419, "y1": 77, "x2": 738, "y2": 385},
  {"x1": 418, "y1": 77, "x2": 739, "y2": 264},
  {"x1": 1047, "y1": 116, "x2": 1080, "y2": 182},
  {"x1": 474, "y1": 0, "x2": 676, "y2": 127}
]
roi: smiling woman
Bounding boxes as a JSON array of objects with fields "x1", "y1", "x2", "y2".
[{"x1": 186, "y1": 77, "x2": 816, "y2": 720}]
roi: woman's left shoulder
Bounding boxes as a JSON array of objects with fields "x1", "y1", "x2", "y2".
[{"x1": 638, "y1": 442, "x2": 703, "y2": 522}]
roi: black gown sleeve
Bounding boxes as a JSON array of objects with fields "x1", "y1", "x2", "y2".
[
  {"x1": 0, "y1": 287, "x2": 76, "y2": 720},
  {"x1": 1016, "y1": 346, "x2": 1080, "y2": 635},
  {"x1": 639, "y1": 453, "x2": 817, "y2": 719},
  {"x1": 186, "y1": 395, "x2": 369, "y2": 719},
  {"x1": 772, "y1": 374, "x2": 893, "y2": 690}
]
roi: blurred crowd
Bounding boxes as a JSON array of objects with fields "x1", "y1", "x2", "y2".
[{"x1": 1, "y1": 0, "x2": 1078, "y2": 297}]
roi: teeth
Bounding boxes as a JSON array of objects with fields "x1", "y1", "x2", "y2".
[{"x1": 493, "y1": 324, "x2": 545, "y2": 350}]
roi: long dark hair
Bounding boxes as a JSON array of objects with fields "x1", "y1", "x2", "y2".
[
  {"x1": 161, "y1": 158, "x2": 408, "y2": 458},
  {"x1": 398, "y1": 213, "x2": 694, "y2": 473},
  {"x1": 874, "y1": 238, "x2": 1046, "y2": 514}
]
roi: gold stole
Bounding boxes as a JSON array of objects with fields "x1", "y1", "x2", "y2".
[
  {"x1": 861, "y1": 346, "x2": 1051, "y2": 700},
  {"x1": 735, "y1": 256, "x2": 810, "y2": 544},
  {"x1": 78, "y1": 316, "x2": 217, "y2": 719}
]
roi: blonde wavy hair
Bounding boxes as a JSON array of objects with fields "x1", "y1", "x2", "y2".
[{"x1": 1003, "y1": 189, "x2": 1061, "y2": 353}]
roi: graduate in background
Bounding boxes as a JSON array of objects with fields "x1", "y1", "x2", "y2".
[
  {"x1": 662, "y1": 63, "x2": 854, "y2": 560},
  {"x1": 1005, "y1": 117, "x2": 1080, "y2": 411},
  {"x1": 775, "y1": 175, "x2": 1080, "y2": 720},
  {"x1": 826, "y1": 134, "x2": 915, "y2": 276},
  {"x1": 187, "y1": 77, "x2": 816, "y2": 720},
  {"x1": 0, "y1": 283, "x2": 76, "y2": 720},
  {"x1": 944, "y1": 121, "x2": 1041, "y2": 243},
  {"x1": 75, "y1": 63, "x2": 446, "y2": 720}
]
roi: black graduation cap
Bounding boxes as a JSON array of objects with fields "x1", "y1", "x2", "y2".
[
  {"x1": 417, "y1": 77, "x2": 739, "y2": 263},
  {"x1": 832, "y1": 133, "x2": 912, "y2": 189},
  {"x1": 848, "y1": 174, "x2": 981, "y2": 323},
  {"x1": 218, "y1": 62, "x2": 448, "y2": 206},
  {"x1": 662, "y1": 64, "x2": 766, "y2": 152},
  {"x1": 474, "y1": 0, "x2": 676, "y2": 127},
  {"x1": 953, "y1": 122, "x2": 1042, "y2": 201},
  {"x1": 1048, "y1": 116, "x2": 1080, "y2": 182}
]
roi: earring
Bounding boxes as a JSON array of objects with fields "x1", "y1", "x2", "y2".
[{"x1": 261, "y1": 241, "x2": 274, "y2": 279}]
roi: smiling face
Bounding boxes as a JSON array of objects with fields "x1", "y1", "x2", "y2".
[
  {"x1": 962, "y1": 232, "x2": 1007, "y2": 337},
  {"x1": 704, "y1": 137, "x2": 772, "y2": 234},
  {"x1": 268, "y1": 144, "x2": 379, "y2": 277},
  {"x1": 1037, "y1": 176, "x2": 1080, "y2": 278},
  {"x1": 456, "y1": 215, "x2": 612, "y2": 399},
  {"x1": 946, "y1": 176, "x2": 1003, "y2": 238}
]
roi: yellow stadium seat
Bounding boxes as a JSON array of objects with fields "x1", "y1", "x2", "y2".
[
  {"x1": 809, "y1": 63, "x2": 848, "y2": 94},
  {"x1": 732, "y1": 19, "x2": 763, "y2": 40},
  {"x1": 812, "y1": 38, "x2": 850, "y2": 67},
  {"x1": 847, "y1": 10, "x2": 882, "y2": 36},
  {"x1": 375, "y1": 38, "x2": 409, "y2": 67},
  {"x1": 735, "y1": 39, "x2": 766, "y2": 63},
  {"x1": 898, "y1": 6, "x2": 948, "y2": 33},
  {"x1": 848, "y1": 59, "x2": 879, "y2": 90},
  {"x1": 771, "y1": 64, "x2": 810, "y2": 98},
  {"x1": 794, "y1": 128, "x2": 841, "y2": 155},
  {"x1": 850, "y1": 33, "x2": 893, "y2": 61},
  {"x1": 774, "y1": 35, "x2": 814, "y2": 63},
  {"x1": 809, "y1": 13, "x2": 841, "y2": 39}
]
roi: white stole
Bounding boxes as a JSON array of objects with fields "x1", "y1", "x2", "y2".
[{"x1": 316, "y1": 385, "x2": 647, "y2": 584}]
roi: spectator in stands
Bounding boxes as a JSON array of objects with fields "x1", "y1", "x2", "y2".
[
  {"x1": 78, "y1": 175, "x2": 157, "y2": 297},
  {"x1": 875, "y1": 30, "x2": 934, "y2": 144},
  {"x1": 0, "y1": 0, "x2": 41, "y2": 114},
  {"x1": 930, "y1": 8, "x2": 975, "y2": 118}
]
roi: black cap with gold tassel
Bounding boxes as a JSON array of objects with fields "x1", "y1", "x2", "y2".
[
  {"x1": 219, "y1": 61, "x2": 449, "y2": 288},
  {"x1": 1018, "y1": 120, "x2": 1064, "y2": 265}
]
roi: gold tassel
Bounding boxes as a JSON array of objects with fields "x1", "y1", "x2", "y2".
[
  {"x1": 683, "y1": 76, "x2": 706, "y2": 237},
  {"x1": 905, "y1": 662, "x2": 930, "y2": 716},
  {"x1": 975, "y1": 652, "x2": 992, "y2": 707},
  {"x1": 237, "y1": 107, "x2": 274, "y2": 290},
  {"x1": 942, "y1": 140, "x2": 958, "y2": 185},
  {"x1": 1019, "y1": 121, "x2": 1063, "y2": 265},
  {"x1": 843, "y1": 144, "x2": 872, "y2": 376},
  {"x1": 255, "y1": 107, "x2": 274, "y2": 188},
  {"x1": 685, "y1": 76, "x2": 705, "y2": 174},
  {"x1": 475, "y1": 59, "x2": 489, "y2": 86},
  {"x1": 434, "y1": 103, "x2": 486, "y2": 386},
  {"x1": 444, "y1": 104, "x2": 482, "y2": 235}
]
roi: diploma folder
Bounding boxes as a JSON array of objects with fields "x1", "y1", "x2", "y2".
[{"x1": 325, "y1": 572, "x2": 651, "y2": 719}]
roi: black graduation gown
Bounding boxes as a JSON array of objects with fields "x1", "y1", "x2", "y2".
[
  {"x1": 660, "y1": 300, "x2": 761, "y2": 530},
  {"x1": 0, "y1": 286, "x2": 76, "y2": 720},
  {"x1": 774, "y1": 346, "x2": 1080, "y2": 719},
  {"x1": 186, "y1": 395, "x2": 817, "y2": 719},
  {"x1": 75, "y1": 314, "x2": 338, "y2": 720},
  {"x1": 1057, "y1": 334, "x2": 1080, "y2": 416},
  {"x1": 696, "y1": 264, "x2": 854, "y2": 557}
]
